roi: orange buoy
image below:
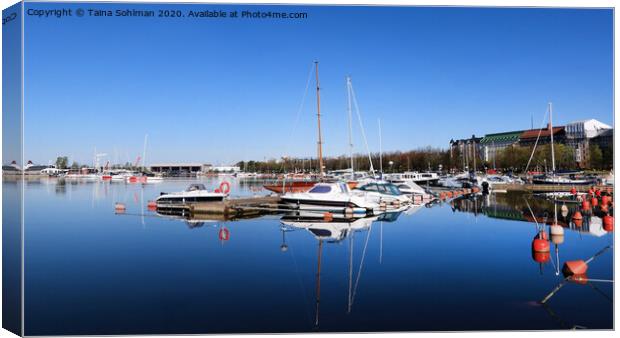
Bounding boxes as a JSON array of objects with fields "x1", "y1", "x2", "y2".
[
  {"x1": 570, "y1": 187, "x2": 577, "y2": 195},
  {"x1": 532, "y1": 232, "x2": 550, "y2": 253},
  {"x1": 601, "y1": 195, "x2": 609, "y2": 205},
  {"x1": 220, "y1": 181, "x2": 231, "y2": 194},
  {"x1": 581, "y1": 200, "x2": 590, "y2": 211},
  {"x1": 591, "y1": 198, "x2": 599, "y2": 207},
  {"x1": 323, "y1": 212, "x2": 334, "y2": 221},
  {"x1": 562, "y1": 260, "x2": 588, "y2": 276},
  {"x1": 595, "y1": 189, "x2": 602, "y2": 197},
  {"x1": 601, "y1": 204, "x2": 609, "y2": 213},
  {"x1": 574, "y1": 218, "x2": 583, "y2": 227},
  {"x1": 603, "y1": 215, "x2": 614, "y2": 232},
  {"x1": 218, "y1": 227, "x2": 230, "y2": 241},
  {"x1": 572, "y1": 210, "x2": 583, "y2": 220},
  {"x1": 532, "y1": 250, "x2": 550, "y2": 263},
  {"x1": 147, "y1": 200, "x2": 157, "y2": 208}
]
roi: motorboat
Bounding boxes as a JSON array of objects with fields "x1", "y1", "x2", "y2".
[
  {"x1": 155, "y1": 184, "x2": 226, "y2": 206},
  {"x1": 280, "y1": 182, "x2": 381, "y2": 216},
  {"x1": 354, "y1": 181, "x2": 412, "y2": 207},
  {"x1": 383, "y1": 171, "x2": 439, "y2": 184},
  {"x1": 531, "y1": 174, "x2": 597, "y2": 185}
]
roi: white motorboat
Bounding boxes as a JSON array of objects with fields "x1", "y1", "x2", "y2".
[
  {"x1": 281, "y1": 182, "x2": 381, "y2": 216},
  {"x1": 383, "y1": 171, "x2": 439, "y2": 184},
  {"x1": 354, "y1": 181, "x2": 412, "y2": 207},
  {"x1": 155, "y1": 184, "x2": 226, "y2": 206}
]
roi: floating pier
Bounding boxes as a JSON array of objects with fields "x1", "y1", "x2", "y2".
[{"x1": 159, "y1": 196, "x2": 282, "y2": 218}]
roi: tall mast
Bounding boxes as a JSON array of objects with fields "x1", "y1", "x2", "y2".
[
  {"x1": 346, "y1": 76, "x2": 354, "y2": 173},
  {"x1": 315, "y1": 61, "x2": 324, "y2": 176},
  {"x1": 142, "y1": 134, "x2": 148, "y2": 172},
  {"x1": 549, "y1": 102, "x2": 556, "y2": 173},
  {"x1": 379, "y1": 118, "x2": 383, "y2": 174}
]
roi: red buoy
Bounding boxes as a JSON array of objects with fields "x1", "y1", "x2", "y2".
[
  {"x1": 595, "y1": 189, "x2": 602, "y2": 197},
  {"x1": 147, "y1": 200, "x2": 157, "y2": 208},
  {"x1": 532, "y1": 233, "x2": 550, "y2": 252},
  {"x1": 562, "y1": 260, "x2": 588, "y2": 276},
  {"x1": 581, "y1": 200, "x2": 590, "y2": 211},
  {"x1": 603, "y1": 215, "x2": 614, "y2": 232},
  {"x1": 601, "y1": 195, "x2": 609, "y2": 205},
  {"x1": 532, "y1": 250, "x2": 550, "y2": 263},
  {"x1": 574, "y1": 218, "x2": 583, "y2": 227},
  {"x1": 572, "y1": 210, "x2": 583, "y2": 220},
  {"x1": 570, "y1": 187, "x2": 577, "y2": 195},
  {"x1": 591, "y1": 198, "x2": 599, "y2": 207}
]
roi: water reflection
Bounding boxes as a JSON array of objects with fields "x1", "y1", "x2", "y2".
[
  {"x1": 450, "y1": 192, "x2": 613, "y2": 237},
  {"x1": 17, "y1": 177, "x2": 613, "y2": 333}
]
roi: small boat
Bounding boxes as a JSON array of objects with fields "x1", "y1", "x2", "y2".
[
  {"x1": 280, "y1": 215, "x2": 377, "y2": 242},
  {"x1": 155, "y1": 184, "x2": 226, "y2": 206},
  {"x1": 281, "y1": 182, "x2": 380, "y2": 215},
  {"x1": 354, "y1": 181, "x2": 412, "y2": 206}
]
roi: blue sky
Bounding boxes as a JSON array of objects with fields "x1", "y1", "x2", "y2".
[{"x1": 23, "y1": 3, "x2": 613, "y2": 166}]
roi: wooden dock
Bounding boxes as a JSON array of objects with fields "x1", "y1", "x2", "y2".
[{"x1": 166, "y1": 196, "x2": 282, "y2": 219}]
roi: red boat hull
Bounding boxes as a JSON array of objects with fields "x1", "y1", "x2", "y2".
[{"x1": 263, "y1": 181, "x2": 317, "y2": 193}]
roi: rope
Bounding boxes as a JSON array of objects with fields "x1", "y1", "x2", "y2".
[
  {"x1": 525, "y1": 107, "x2": 550, "y2": 173},
  {"x1": 349, "y1": 82, "x2": 376, "y2": 175},
  {"x1": 283, "y1": 62, "x2": 315, "y2": 161}
]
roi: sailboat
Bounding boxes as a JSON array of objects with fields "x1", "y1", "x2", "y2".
[
  {"x1": 531, "y1": 103, "x2": 597, "y2": 186},
  {"x1": 264, "y1": 62, "x2": 325, "y2": 194}
]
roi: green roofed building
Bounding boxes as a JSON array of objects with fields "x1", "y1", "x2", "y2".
[{"x1": 479, "y1": 131, "x2": 523, "y2": 164}]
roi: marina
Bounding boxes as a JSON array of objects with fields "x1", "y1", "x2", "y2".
[{"x1": 12, "y1": 175, "x2": 613, "y2": 334}]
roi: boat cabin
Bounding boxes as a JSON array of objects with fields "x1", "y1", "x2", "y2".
[{"x1": 356, "y1": 182, "x2": 402, "y2": 196}]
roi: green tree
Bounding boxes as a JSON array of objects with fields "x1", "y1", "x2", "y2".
[
  {"x1": 55, "y1": 156, "x2": 68, "y2": 169},
  {"x1": 588, "y1": 144, "x2": 603, "y2": 169}
]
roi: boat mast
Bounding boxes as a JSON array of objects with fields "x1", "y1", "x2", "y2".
[
  {"x1": 346, "y1": 76, "x2": 354, "y2": 174},
  {"x1": 379, "y1": 118, "x2": 383, "y2": 174},
  {"x1": 315, "y1": 61, "x2": 324, "y2": 176},
  {"x1": 142, "y1": 134, "x2": 148, "y2": 172},
  {"x1": 549, "y1": 102, "x2": 556, "y2": 174}
]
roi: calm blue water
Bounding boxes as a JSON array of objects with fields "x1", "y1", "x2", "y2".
[{"x1": 13, "y1": 178, "x2": 613, "y2": 334}]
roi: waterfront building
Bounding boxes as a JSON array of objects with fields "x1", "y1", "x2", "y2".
[
  {"x1": 149, "y1": 163, "x2": 212, "y2": 175},
  {"x1": 479, "y1": 131, "x2": 522, "y2": 165},
  {"x1": 518, "y1": 125, "x2": 566, "y2": 147},
  {"x1": 449, "y1": 135, "x2": 482, "y2": 170},
  {"x1": 565, "y1": 119, "x2": 612, "y2": 166}
]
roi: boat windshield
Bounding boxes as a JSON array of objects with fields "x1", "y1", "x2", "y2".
[
  {"x1": 309, "y1": 185, "x2": 332, "y2": 193},
  {"x1": 380, "y1": 183, "x2": 402, "y2": 195},
  {"x1": 186, "y1": 184, "x2": 207, "y2": 191}
]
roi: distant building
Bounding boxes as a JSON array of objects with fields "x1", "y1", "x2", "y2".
[
  {"x1": 149, "y1": 163, "x2": 212, "y2": 175},
  {"x1": 449, "y1": 135, "x2": 482, "y2": 170},
  {"x1": 518, "y1": 125, "x2": 566, "y2": 147},
  {"x1": 565, "y1": 119, "x2": 612, "y2": 166},
  {"x1": 479, "y1": 131, "x2": 522, "y2": 164}
]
